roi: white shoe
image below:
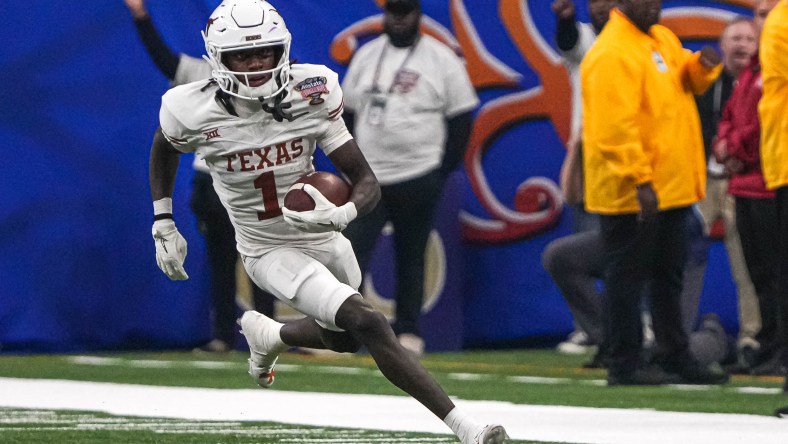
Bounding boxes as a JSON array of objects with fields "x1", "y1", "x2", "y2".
[
  {"x1": 556, "y1": 330, "x2": 595, "y2": 354},
  {"x1": 398, "y1": 333, "x2": 425, "y2": 358},
  {"x1": 471, "y1": 424, "x2": 510, "y2": 444},
  {"x1": 238, "y1": 311, "x2": 285, "y2": 388}
]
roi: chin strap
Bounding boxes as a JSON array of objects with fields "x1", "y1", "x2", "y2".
[
  {"x1": 205, "y1": 80, "x2": 240, "y2": 117},
  {"x1": 260, "y1": 78, "x2": 307, "y2": 122}
]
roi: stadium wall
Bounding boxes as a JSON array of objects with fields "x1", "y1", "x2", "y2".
[{"x1": 0, "y1": 0, "x2": 753, "y2": 352}]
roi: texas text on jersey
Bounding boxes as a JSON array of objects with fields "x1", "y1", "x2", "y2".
[{"x1": 159, "y1": 63, "x2": 352, "y2": 257}]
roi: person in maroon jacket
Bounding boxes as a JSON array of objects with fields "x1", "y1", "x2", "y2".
[{"x1": 714, "y1": 42, "x2": 782, "y2": 376}]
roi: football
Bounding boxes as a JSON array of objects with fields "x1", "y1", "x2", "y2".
[{"x1": 284, "y1": 171, "x2": 351, "y2": 212}]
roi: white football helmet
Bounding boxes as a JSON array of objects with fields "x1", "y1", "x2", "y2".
[{"x1": 202, "y1": 0, "x2": 292, "y2": 101}]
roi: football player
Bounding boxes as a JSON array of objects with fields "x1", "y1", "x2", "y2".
[{"x1": 147, "y1": 1, "x2": 509, "y2": 442}]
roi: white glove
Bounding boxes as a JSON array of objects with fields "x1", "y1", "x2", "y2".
[
  {"x1": 152, "y1": 219, "x2": 189, "y2": 280},
  {"x1": 282, "y1": 184, "x2": 358, "y2": 233}
]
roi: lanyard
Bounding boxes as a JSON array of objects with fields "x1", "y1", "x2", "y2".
[
  {"x1": 712, "y1": 78, "x2": 723, "y2": 117},
  {"x1": 371, "y1": 36, "x2": 421, "y2": 94}
]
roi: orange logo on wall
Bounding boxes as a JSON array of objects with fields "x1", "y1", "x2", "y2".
[{"x1": 330, "y1": 0, "x2": 753, "y2": 244}]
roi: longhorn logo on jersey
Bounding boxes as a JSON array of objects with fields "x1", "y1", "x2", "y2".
[{"x1": 294, "y1": 77, "x2": 329, "y2": 105}]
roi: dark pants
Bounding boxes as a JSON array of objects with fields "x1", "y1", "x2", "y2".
[
  {"x1": 191, "y1": 171, "x2": 275, "y2": 344},
  {"x1": 343, "y1": 170, "x2": 443, "y2": 336},
  {"x1": 541, "y1": 231, "x2": 607, "y2": 345},
  {"x1": 735, "y1": 196, "x2": 780, "y2": 358},
  {"x1": 600, "y1": 207, "x2": 690, "y2": 371},
  {"x1": 774, "y1": 186, "x2": 788, "y2": 369},
  {"x1": 544, "y1": 208, "x2": 725, "y2": 365}
]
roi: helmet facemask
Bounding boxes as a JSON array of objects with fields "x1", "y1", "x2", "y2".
[{"x1": 202, "y1": 0, "x2": 292, "y2": 102}]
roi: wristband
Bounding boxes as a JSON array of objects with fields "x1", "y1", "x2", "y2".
[
  {"x1": 153, "y1": 197, "x2": 173, "y2": 215},
  {"x1": 153, "y1": 213, "x2": 174, "y2": 221}
]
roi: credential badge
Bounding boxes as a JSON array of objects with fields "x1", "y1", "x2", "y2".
[{"x1": 652, "y1": 51, "x2": 668, "y2": 73}]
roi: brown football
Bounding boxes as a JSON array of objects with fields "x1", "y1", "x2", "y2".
[{"x1": 284, "y1": 171, "x2": 351, "y2": 211}]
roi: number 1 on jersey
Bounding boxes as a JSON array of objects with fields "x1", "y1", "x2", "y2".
[{"x1": 253, "y1": 171, "x2": 282, "y2": 220}]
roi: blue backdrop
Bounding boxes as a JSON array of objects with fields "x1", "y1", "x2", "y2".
[{"x1": 0, "y1": 0, "x2": 752, "y2": 352}]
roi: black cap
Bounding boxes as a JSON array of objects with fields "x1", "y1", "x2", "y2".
[{"x1": 385, "y1": 0, "x2": 420, "y2": 14}]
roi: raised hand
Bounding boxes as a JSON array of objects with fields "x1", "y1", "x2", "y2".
[
  {"x1": 551, "y1": 0, "x2": 576, "y2": 19},
  {"x1": 123, "y1": 0, "x2": 149, "y2": 19}
]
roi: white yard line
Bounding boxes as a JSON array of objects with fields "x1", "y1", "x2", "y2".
[
  {"x1": 65, "y1": 355, "x2": 786, "y2": 395},
  {"x1": 1, "y1": 378, "x2": 786, "y2": 444}
]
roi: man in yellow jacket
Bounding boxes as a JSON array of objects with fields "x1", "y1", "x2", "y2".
[
  {"x1": 758, "y1": 0, "x2": 788, "y2": 404},
  {"x1": 581, "y1": 0, "x2": 728, "y2": 386}
]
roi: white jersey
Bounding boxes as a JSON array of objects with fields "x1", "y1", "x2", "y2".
[
  {"x1": 160, "y1": 64, "x2": 353, "y2": 257},
  {"x1": 342, "y1": 34, "x2": 479, "y2": 185},
  {"x1": 172, "y1": 54, "x2": 213, "y2": 87}
]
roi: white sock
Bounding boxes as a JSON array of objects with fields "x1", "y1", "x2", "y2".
[
  {"x1": 443, "y1": 407, "x2": 483, "y2": 443},
  {"x1": 265, "y1": 320, "x2": 288, "y2": 352}
]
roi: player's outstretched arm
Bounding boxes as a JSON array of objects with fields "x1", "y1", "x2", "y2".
[
  {"x1": 149, "y1": 128, "x2": 189, "y2": 281},
  {"x1": 123, "y1": 0, "x2": 182, "y2": 80},
  {"x1": 328, "y1": 139, "x2": 381, "y2": 218}
]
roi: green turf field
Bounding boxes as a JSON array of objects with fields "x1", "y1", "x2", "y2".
[{"x1": 0, "y1": 349, "x2": 785, "y2": 443}]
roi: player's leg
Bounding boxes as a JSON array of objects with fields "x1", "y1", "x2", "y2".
[
  {"x1": 238, "y1": 307, "x2": 360, "y2": 388},
  {"x1": 239, "y1": 250, "x2": 337, "y2": 387},
  {"x1": 239, "y1": 244, "x2": 366, "y2": 385},
  {"x1": 335, "y1": 295, "x2": 451, "y2": 414},
  {"x1": 334, "y1": 295, "x2": 508, "y2": 443},
  {"x1": 245, "y1": 241, "x2": 509, "y2": 442}
]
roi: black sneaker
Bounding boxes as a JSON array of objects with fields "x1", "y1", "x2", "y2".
[
  {"x1": 724, "y1": 346, "x2": 756, "y2": 375},
  {"x1": 661, "y1": 360, "x2": 729, "y2": 385},
  {"x1": 775, "y1": 405, "x2": 788, "y2": 418},
  {"x1": 751, "y1": 354, "x2": 787, "y2": 376},
  {"x1": 739, "y1": 344, "x2": 760, "y2": 369},
  {"x1": 607, "y1": 364, "x2": 683, "y2": 386}
]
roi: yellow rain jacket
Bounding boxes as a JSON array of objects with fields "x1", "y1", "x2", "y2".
[
  {"x1": 758, "y1": 0, "x2": 788, "y2": 190},
  {"x1": 580, "y1": 9, "x2": 721, "y2": 214}
]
